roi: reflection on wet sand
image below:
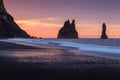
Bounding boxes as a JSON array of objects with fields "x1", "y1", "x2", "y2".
[{"x1": 0, "y1": 49, "x2": 120, "y2": 69}]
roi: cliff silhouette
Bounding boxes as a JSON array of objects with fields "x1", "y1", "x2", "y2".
[
  {"x1": 101, "y1": 23, "x2": 108, "y2": 39},
  {"x1": 0, "y1": 0, "x2": 30, "y2": 38},
  {"x1": 58, "y1": 20, "x2": 79, "y2": 39}
]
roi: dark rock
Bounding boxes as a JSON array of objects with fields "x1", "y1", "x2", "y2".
[
  {"x1": 101, "y1": 23, "x2": 108, "y2": 39},
  {"x1": 58, "y1": 19, "x2": 79, "y2": 39},
  {"x1": 0, "y1": 0, "x2": 30, "y2": 38}
]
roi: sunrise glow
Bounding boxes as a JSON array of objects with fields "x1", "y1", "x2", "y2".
[{"x1": 4, "y1": 0, "x2": 120, "y2": 38}]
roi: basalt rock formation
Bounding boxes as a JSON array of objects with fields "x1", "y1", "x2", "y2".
[
  {"x1": 101, "y1": 23, "x2": 108, "y2": 39},
  {"x1": 0, "y1": 0, "x2": 30, "y2": 38},
  {"x1": 58, "y1": 20, "x2": 79, "y2": 39}
]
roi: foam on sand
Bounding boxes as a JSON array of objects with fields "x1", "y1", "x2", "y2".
[{"x1": 1, "y1": 38, "x2": 120, "y2": 54}]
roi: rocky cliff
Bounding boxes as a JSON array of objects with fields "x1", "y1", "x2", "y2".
[{"x1": 0, "y1": 0, "x2": 30, "y2": 38}]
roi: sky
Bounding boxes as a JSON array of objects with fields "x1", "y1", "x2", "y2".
[{"x1": 4, "y1": 0, "x2": 120, "y2": 38}]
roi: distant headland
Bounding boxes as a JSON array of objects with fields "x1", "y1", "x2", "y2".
[{"x1": 0, "y1": 0, "x2": 30, "y2": 38}]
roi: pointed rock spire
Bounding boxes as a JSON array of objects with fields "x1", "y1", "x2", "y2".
[
  {"x1": 101, "y1": 23, "x2": 108, "y2": 39},
  {"x1": 0, "y1": 0, "x2": 30, "y2": 38},
  {"x1": 71, "y1": 19, "x2": 75, "y2": 26},
  {"x1": 57, "y1": 19, "x2": 79, "y2": 39},
  {"x1": 71, "y1": 19, "x2": 75, "y2": 29}
]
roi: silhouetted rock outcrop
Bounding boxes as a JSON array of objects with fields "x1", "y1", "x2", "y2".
[
  {"x1": 101, "y1": 23, "x2": 108, "y2": 39},
  {"x1": 0, "y1": 0, "x2": 30, "y2": 38},
  {"x1": 58, "y1": 20, "x2": 79, "y2": 39}
]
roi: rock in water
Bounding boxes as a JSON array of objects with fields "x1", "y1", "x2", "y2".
[
  {"x1": 58, "y1": 20, "x2": 79, "y2": 39},
  {"x1": 0, "y1": 0, "x2": 30, "y2": 38},
  {"x1": 101, "y1": 23, "x2": 108, "y2": 39}
]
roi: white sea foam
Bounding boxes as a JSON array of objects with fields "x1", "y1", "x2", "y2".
[{"x1": 1, "y1": 38, "x2": 120, "y2": 55}]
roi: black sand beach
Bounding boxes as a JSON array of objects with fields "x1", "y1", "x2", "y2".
[{"x1": 0, "y1": 41, "x2": 120, "y2": 80}]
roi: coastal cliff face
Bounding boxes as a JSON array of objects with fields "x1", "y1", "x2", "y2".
[
  {"x1": 101, "y1": 23, "x2": 108, "y2": 39},
  {"x1": 58, "y1": 20, "x2": 79, "y2": 39},
  {"x1": 0, "y1": 0, "x2": 30, "y2": 38}
]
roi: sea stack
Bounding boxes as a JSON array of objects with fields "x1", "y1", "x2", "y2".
[
  {"x1": 101, "y1": 23, "x2": 108, "y2": 39},
  {"x1": 58, "y1": 19, "x2": 79, "y2": 39},
  {"x1": 0, "y1": 0, "x2": 30, "y2": 38}
]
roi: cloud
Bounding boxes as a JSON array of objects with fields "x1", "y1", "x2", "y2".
[
  {"x1": 15, "y1": 19, "x2": 61, "y2": 28},
  {"x1": 15, "y1": 20, "x2": 40, "y2": 26},
  {"x1": 40, "y1": 18, "x2": 56, "y2": 21}
]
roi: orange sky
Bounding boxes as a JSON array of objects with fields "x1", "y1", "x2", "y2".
[
  {"x1": 4, "y1": 0, "x2": 120, "y2": 38},
  {"x1": 15, "y1": 20, "x2": 120, "y2": 38}
]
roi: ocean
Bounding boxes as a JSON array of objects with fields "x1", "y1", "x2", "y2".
[{"x1": 0, "y1": 38, "x2": 120, "y2": 60}]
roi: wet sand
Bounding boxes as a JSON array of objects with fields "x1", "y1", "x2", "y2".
[
  {"x1": 0, "y1": 41, "x2": 40, "y2": 50},
  {"x1": 0, "y1": 41, "x2": 120, "y2": 80},
  {"x1": 56, "y1": 38, "x2": 120, "y2": 46}
]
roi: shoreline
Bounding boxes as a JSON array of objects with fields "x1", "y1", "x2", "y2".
[
  {"x1": 0, "y1": 41, "x2": 120, "y2": 80},
  {"x1": 0, "y1": 41, "x2": 41, "y2": 50}
]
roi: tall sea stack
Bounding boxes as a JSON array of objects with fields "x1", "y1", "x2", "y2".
[
  {"x1": 101, "y1": 23, "x2": 108, "y2": 39},
  {"x1": 0, "y1": 0, "x2": 30, "y2": 38},
  {"x1": 58, "y1": 20, "x2": 79, "y2": 39}
]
